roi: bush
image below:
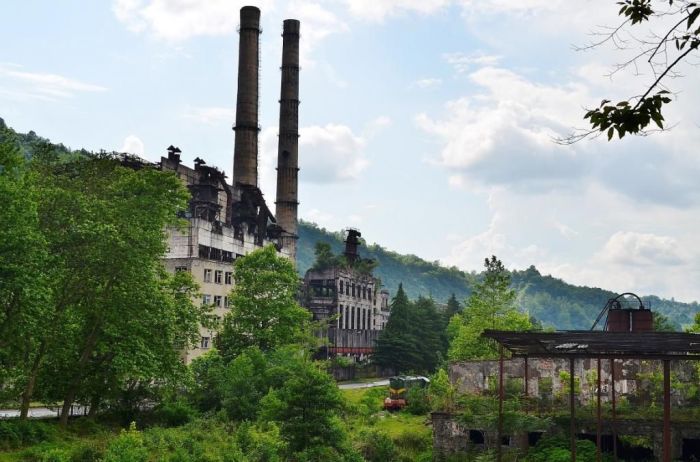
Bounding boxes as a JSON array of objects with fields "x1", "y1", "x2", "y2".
[
  {"x1": 103, "y1": 422, "x2": 148, "y2": 462},
  {"x1": 525, "y1": 436, "x2": 599, "y2": 462},
  {"x1": 393, "y1": 428, "x2": 430, "y2": 452},
  {"x1": 70, "y1": 443, "x2": 104, "y2": 462},
  {"x1": 355, "y1": 429, "x2": 398, "y2": 462},
  {"x1": 405, "y1": 387, "x2": 430, "y2": 415},
  {"x1": 0, "y1": 420, "x2": 56, "y2": 449},
  {"x1": 40, "y1": 448, "x2": 71, "y2": 462},
  {"x1": 156, "y1": 399, "x2": 197, "y2": 427}
]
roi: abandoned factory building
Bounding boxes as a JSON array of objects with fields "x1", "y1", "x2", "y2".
[
  {"x1": 159, "y1": 6, "x2": 301, "y2": 362},
  {"x1": 303, "y1": 230, "x2": 391, "y2": 359}
]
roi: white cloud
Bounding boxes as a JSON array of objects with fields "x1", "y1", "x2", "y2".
[
  {"x1": 182, "y1": 106, "x2": 236, "y2": 126},
  {"x1": 554, "y1": 221, "x2": 578, "y2": 239},
  {"x1": 0, "y1": 63, "x2": 106, "y2": 101},
  {"x1": 286, "y1": 1, "x2": 348, "y2": 67},
  {"x1": 413, "y1": 77, "x2": 442, "y2": 88},
  {"x1": 120, "y1": 135, "x2": 145, "y2": 157},
  {"x1": 344, "y1": 0, "x2": 450, "y2": 22},
  {"x1": 443, "y1": 52, "x2": 501, "y2": 73},
  {"x1": 258, "y1": 122, "x2": 369, "y2": 199},
  {"x1": 299, "y1": 124, "x2": 369, "y2": 183},
  {"x1": 304, "y1": 208, "x2": 334, "y2": 226},
  {"x1": 112, "y1": 0, "x2": 273, "y2": 41},
  {"x1": 599, "y1": 231, "x2": 686, "y2": 267}
]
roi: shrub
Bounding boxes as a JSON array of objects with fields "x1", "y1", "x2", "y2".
[
  {"x1": 393, "y1": 428, "x2": 430, "y2": 452},
  {"x1": 0, "y1": 420, "x2": 56, "y2": 449},
  {"x1": 40, "y1": 448, "x2": 71, "y2": 462},
  {"x1": 355, "y1": 429, "x2": 398, "y2": 462},
  {"x1": 156, "y1": 399, "x2": 197, "y2": 427},
  {"x1": 103, "y1": 422, "x2": 148, "y2": 462},
  {"x1": 405, "y1": 387, "x2": 430, "y2": 416},
  {"x1": 70, "y1": 443, "x2": 104, "y2": 462}
]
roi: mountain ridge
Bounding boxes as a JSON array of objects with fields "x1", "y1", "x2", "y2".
[{"x1": 297, "y1": 221, "x2": 699, "y2": 330}]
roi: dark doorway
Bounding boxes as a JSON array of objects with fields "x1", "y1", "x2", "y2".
[
  {"x1": 528, "y1": 432, "x2": 543, "y2": 446},
  {"x1": 682, "y1": 438, "x2": 700, "y2": 461},
  {"x1": 469, "y1": 430, "x2": 484, "y2": 445}
]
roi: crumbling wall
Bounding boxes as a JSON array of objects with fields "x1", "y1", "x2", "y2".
[{"x1": 449, "y1": 358, "x2": 695, "y2": 406}]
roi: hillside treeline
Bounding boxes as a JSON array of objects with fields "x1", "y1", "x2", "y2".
[{"x1": 298, "y1": 221, "x2": 698, "y2": 330}]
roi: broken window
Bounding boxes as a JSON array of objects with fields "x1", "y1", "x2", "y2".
[
  {"x1": 339, "y1": 280, "x2": 344, "y2": 293},
  {"x1": 225, "y1": 271, "x2": 233, "y2": 284},
  {"x1": 200, "y1": 337, "x2": 210, "y2": 349},
  {"x1": 175, "y1": 266, "x2": 188, "y2": 273},
  {"x1": 215, "y1": 270, "x2": 223, "y2": 284},
  {"x1": 214, "y1": 295, "x2": 222, "y2": 307},
  {"x1": 202, "y1": 294, "x2": 211, "y2": 305},
  {"x1": 224, "y1": 296, "x2": 229, "y2": 308},
  {"x1": 203, "y1": 269, "x2": 212, "y2": 283}
]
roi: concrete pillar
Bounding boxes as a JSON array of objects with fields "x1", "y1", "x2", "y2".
[
  {"x1": 275, "y1": 19, "x2": 300, "y2": 261},
  {"x1": 233, "y1": 6, "x2": 261, "y2": 187}
]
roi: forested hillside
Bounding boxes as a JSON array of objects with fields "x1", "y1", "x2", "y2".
[
  {"x1": 7, "y1": 120, "x2": 698, "y2": 331},
  {"x1": 298, "y1": 221, "x2": 700, "y2": 330}
]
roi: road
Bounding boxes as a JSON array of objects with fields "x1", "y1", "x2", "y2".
[
  {"x1": 338, "y1": 379, "x2": 389, "y2": 390},
  {"x1": 0, "y1": 405, "x2": 89, "y2": 420}
]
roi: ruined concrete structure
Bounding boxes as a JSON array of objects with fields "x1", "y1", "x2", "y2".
[
  {"x1": 303, "y1": 230, "x2": 391, "y2": 358},
  {"x1": 432, "y1": 358, "x2": 700, "y2": 460},
  {"x1": 160, "y1": 6, "x2": 300, "y2": 362}
]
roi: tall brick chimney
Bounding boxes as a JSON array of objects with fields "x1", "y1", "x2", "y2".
[
  {"x1": 232, "y1": 6, "x2": 261, "y2": 187},
  {"x1": 275, "y1": 19, "x2": 300, "y2": 261}
]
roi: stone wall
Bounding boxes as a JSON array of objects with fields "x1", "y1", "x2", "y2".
[{"x1": 450, "y1": 358, "x2": 696, "y2": 406}]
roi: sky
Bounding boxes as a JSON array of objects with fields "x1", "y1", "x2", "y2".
[{"x1": 2, "y1": 0, "x2": 700, "y2": 302}]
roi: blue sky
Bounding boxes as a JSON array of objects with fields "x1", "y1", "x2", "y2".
[{"x1": 3, "y1": 0, "x2": 700, "y2": 301}]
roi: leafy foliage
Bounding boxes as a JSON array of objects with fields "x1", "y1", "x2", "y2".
[
  {"x1": 216, "y1": 245, "x2": 311, "y2": 361},
  {"x1": 0, "y1": 123, "x2": 208, "y2": 425},
  {"x1": 577, "y1": 0, "x2": 700, "y2": 139},
  {"x1": 448, "y1": 256, "x2": 532, "y2": 360}
]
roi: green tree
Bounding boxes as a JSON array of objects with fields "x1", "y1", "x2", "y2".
[
  {"x1": 445, "y1": 293, "x2": 461, "y2": 319},
  {"x1": 0, "y1": 127, "x2": 51, "y2": 418},
  {"x1": 654, "y1": 312, "x2": 677, "y2": 332},
  {"x1": 310, "y1": 242, "x2": 343, "y2": 271},
  {"x1": 373, "y1": 285, "x2": 422, "y2": 373},
  {"x1": 217, "y1": 245, "x2": 311, "y2": 361},
  {"x1": 260, "y1": 360, "x2": 358, "y2": 460},
  {"x1": 448, "y1": 256, "x2": 532, "y2": 360},
  {"x1": 31, "y1": 155, "x2": 206, "y2": 425}
]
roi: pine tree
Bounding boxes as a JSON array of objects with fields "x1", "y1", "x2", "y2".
[{"x1": 373, "y1": 284, "x2": 422, "y2": 373}]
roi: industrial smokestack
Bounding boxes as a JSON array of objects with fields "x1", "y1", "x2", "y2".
[
  {"x1": 232, "y1": 6, "x2": 261, "y2": 187},
  {"x1": 275, "y1": 19, "x2": 300, "y2": 261}
]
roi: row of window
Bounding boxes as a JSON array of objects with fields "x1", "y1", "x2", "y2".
[
  {"x1": 338, "y1": 304, "x2": 374, "y2": 331},
  {"x1": 202, "y1": 294, "x2": 229, "y2": 308},
  {"x1": 338, "y1": 280, "x2": 373, "y2": 301},
  {"x1": 203, "y1": 269, "x2": 233, "y2": 285}
]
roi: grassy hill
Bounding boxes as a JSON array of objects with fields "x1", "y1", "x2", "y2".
[{"x1": 298, "y1": 221, "x2": 700, "y2": 330}]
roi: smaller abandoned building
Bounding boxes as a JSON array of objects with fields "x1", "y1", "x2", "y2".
[{"x1": 302, "y1": 229, "x2": 390, "y2": 359}]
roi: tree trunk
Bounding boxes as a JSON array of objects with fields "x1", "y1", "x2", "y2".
[
  {"x1": 87, "y1": 394, "x2": 100, "y2": 418},
  {"x1": 59, "y1": 321, "x2": 101, "y2": 426},
  {"x1": 19, "y1": 342, "x2": 46, "y2": 420}
]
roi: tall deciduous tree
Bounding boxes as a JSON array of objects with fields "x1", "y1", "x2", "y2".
[
  {"x1": 217, "y1": 245, "x2": 311, "y2": 362},
  {"x1": 29, "y1": 154, "x2": 205, "y2": 425},
  {"x1": 448, "y1": 256, "x2": 532, "y2": 360},
  {"x1": 0, "y1": 127, "x2": 51, "y2": 418}
]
